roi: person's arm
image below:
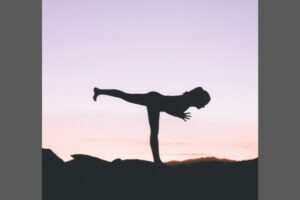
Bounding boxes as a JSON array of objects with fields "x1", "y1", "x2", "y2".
[{"x1": 165, "y1": 110, "x2": 191, "y2": 121}]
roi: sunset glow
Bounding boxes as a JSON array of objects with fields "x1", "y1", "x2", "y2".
[{"x1": 43, "y1": 0, "x2": 258, "y2": 162}]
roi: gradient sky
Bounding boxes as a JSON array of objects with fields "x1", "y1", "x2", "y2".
[{"x1": 42, "y1": 0, "x2": 258, "y2": 162}]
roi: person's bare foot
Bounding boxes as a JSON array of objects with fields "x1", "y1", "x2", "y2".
[
  {"x1": 93, "y1": 87, "x2": 100, "y2": 101},
  {"x1": 154, "y1": 160, "x2": 167, "y2": 167}
]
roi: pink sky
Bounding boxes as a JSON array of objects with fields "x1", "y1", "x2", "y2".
[{"x1": 42, "y1": 0, "x2": 258, "y2": 162}]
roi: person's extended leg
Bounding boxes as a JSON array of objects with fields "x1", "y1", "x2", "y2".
[
  {"x1": 147, "y1": 107, "x2": 163, "y2": 164},
  {"x1": 93, "y1": 87, "x2": 151, "y2": 106}
]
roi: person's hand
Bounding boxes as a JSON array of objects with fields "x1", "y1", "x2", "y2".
[{"x1": 180, "y1": 112, "x2": 191, "y2": 122}]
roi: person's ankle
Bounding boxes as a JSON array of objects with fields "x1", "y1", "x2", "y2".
[
  {"x1": 154, "y1": 159, "x2": 163, "y2": 164},
  {"x1": 94, "y1": 87, "x2": 102, "y2": 94}
]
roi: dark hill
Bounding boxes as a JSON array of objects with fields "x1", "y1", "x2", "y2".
[
  {"x1": 167, "y1": 156, "x2": 236, "y2": 165},
  {"x1": 43, "y1": 148, "x2": 258, "y2": 200}
]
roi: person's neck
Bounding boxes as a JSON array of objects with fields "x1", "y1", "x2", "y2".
[{"x1": 178, "y1": 95, "x2": 190, "y2": 112}]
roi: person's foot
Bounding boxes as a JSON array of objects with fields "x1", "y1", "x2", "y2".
[
  {"x1": 154, "y1": 160, "x2": 167, "y2": 167},
  {"x1": 93, "y1": 87, "x2": 100, "y2": 101}
]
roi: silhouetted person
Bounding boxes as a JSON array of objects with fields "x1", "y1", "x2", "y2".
[{"x1": 93, "y1": 87, "x2": 210, "y2": 165}]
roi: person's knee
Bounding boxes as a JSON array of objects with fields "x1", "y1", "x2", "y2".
[
  {"x1": 150, "y1": 131, "x2": 158, "y2": 138},
  {"x1": 147, "y1": 91, "x2": 159, "y2": 95},
  {"x1": 150, "y1": 132, "x2": 158, "y2": 144}
]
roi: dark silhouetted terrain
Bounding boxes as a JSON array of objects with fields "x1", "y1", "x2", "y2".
[{"x1": 43, "y1": 148, "x2": 257, "y2": 200}]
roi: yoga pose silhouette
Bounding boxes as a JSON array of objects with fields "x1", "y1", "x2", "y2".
[{"x1": 93, "y1": 87, "x2": 210, "y2": 165}]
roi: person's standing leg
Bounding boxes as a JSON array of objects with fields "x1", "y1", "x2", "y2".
[{"x1": 147, "y1": 107, "x2": 162, "y2": 164}]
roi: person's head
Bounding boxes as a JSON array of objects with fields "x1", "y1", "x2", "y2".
[{"x1": 183, "y1": 87, "x2": 211, "y2": 109}]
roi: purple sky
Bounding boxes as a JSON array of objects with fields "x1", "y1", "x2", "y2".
[{"x1": 43, "y1": 0, "x2": 258, "y2": 161}]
